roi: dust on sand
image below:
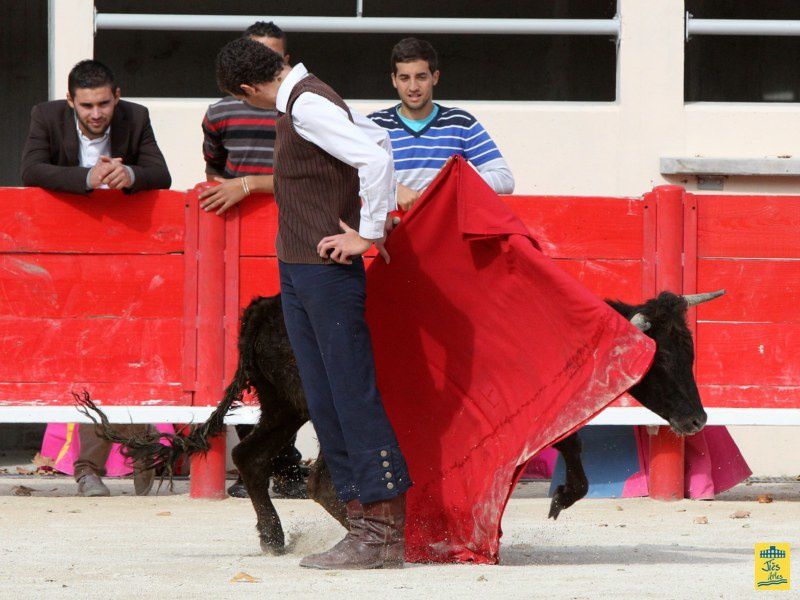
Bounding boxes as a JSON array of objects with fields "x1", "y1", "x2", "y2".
[{"x1": 0, "y1": 477, "x2": 797, "y2": 599}]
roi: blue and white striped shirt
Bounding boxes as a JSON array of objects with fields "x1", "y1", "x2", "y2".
[{"x1": 368, "y1": 104, "x2": 514, "y2": 194}]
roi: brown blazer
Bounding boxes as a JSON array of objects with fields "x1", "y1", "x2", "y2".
[{"x1": 20, "y1": 99, "x2": 172, "y2": 194}]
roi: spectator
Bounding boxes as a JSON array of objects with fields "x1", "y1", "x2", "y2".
[
  {"x1": 199, "y1": 22, "x2": 308, "y2": 500},
  {"x1": 369, "y1": 37, "x2": 514, "y2": 211},
  {"x1": 21, "y1": 59, "x2": 170, "y2": 496},
  {"x1": 198, "y1": 21, "x2": 288, "y2": 215},
  {"x1": 21, "y1": 59, "x2": 171, "y2": 194}
]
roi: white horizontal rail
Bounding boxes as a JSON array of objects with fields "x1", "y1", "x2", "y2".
[
  {"x1": 688, "y1": 17, "x2": 800, "y2": 37},
  {"x1": 94, "y1": 14, "x2": 620, "y2": 36},
  {"x1": 1, "y1": 406, "x2": 798, "y2": 426},
  {"x1": 0, "y1": 405, "x2": 259, "y2": 425}
]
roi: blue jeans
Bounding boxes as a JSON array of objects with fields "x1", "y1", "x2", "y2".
[{"x1": 279, "y1": 258, "x2": 411, "y2": 504}]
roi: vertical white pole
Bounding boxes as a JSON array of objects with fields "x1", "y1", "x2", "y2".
[{"x1": 49, "y1": 0, "x2": 95, "y2": 100}]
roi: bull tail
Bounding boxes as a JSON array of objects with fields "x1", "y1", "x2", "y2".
[
  {"x1": 74, "y1": 360, "x2": 250, "y2": 482},
  {"x1": 73, "y1": 296, "x2": 275, "y2": 487}
]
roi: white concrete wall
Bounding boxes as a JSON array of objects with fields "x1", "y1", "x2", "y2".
[
  {"x1": 140, "y1": 96, "x2": 800, "y2": 197},
  {"x1": 48, "y1": 0, "x2": 94, "y2": 101},
  {"x1": 728, "y1": 427, "x2": 800, "y2": 479}
]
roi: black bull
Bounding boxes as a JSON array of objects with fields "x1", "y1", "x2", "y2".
[{"x1": 77, "y1": 288, "x2": 724, "y2": 552}]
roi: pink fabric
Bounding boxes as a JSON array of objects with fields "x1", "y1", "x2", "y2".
[
  {"x1": 627, "y1": 425, "x2": 752, "y2": 499},
  {"x1": 522, "y1": 447, "x2": 558, "y2": 479},
  {"x1": 522, "y1": 426, "x2": 750, "y2": 499},
  {"x1": 40, "y1": 422, "x2": 175, "y2": 477}
]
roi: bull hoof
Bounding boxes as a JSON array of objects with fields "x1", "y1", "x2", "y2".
[
  {"x1": 548, "y1": 479, "x2": 589, "y2": 520},
  {"x1": 548, "y1": 485, "x2": 571, "y2": 520},
  {"x1": 260, "y1": 536, "x2": 286, "y2": 555}
]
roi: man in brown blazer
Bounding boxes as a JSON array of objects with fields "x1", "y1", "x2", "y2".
[
  {"x1": 20, "y1": 60, "x2": 168, "y2": 497},
  {"x1": 21, "y1": 59, "x2": 171, "y2": 194}
]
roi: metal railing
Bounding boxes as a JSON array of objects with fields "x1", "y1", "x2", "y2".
[
  {"x1": 93, "y1": 13, "x2": 620, "y2": 37},
  {"x1": 687, "y1": 14, "x2": 800, "y2": 38}
]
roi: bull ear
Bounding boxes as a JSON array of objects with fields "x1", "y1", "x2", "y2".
[
  {"x1": 683, "y1": 289, "x2": 725, "y2": 307},
  {"x1": 630, "y1": 313, "x2": 651, "y2": 332}
]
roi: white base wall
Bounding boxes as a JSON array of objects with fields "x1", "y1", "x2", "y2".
[{"x1": 727, "y1": 426, "x2": 800, "y2": 478}]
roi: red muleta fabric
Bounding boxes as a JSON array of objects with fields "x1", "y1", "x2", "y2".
[{"x1": 365, "y1": 157, "x2": 655, "y2": 564}]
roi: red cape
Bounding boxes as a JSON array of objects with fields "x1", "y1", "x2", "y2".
[{"x1": 365, "y1": 158, "x2": 655, "y2": 564}]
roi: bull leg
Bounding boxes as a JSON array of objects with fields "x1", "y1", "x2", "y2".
[
  {"x1": 232, "y1": 411, "x2": 305, "y2": 554},
  {"x1": 307, "y1": 455, "x2": 347, "y2": 529},
  {"x1": 548, "y1": 432, "x2": 589, "y2": 520}
]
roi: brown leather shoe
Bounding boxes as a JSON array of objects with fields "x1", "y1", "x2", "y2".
[{"x1": 300, "y1": 495, "x2": 405, "y2": 570}]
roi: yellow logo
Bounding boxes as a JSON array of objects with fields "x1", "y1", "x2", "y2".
[{"x1": 755, "y1": 543, "x2": 791, "y2": 590}]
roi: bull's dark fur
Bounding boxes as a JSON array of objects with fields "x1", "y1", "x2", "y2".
[
  {"x1": 78, "y1": 290, "x2": 710, "y2": 549},
  {"x1": 547, "y1": 292, "x2": 708, "y2": 519},
  {"x1": 78, "y1": 296, "x2": 345, "y2": 552}
]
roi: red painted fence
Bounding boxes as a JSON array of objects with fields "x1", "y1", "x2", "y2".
[
  {"x1": 2, "y1": 185, "x2": 798, "y2": 500},
  {"x1": 2, "y1": 185, "x2": 798, "y2": 412},
  {"x1": 0, "y1": 188, "x2": 187, "y2": 406}
]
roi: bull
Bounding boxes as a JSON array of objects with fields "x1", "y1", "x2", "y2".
[
  {"x1": 548, "y1": 289, "x2": 723, "y2": 519},
  {"x1": 76, "y1": 288, "x2": 724, "y2": 553}
]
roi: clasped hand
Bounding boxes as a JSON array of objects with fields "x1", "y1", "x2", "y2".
[{"x1": 89, "y1": 156, "x2": 132, "y2": 190}]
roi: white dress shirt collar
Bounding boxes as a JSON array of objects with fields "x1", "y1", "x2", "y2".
[
  {"x1": 75, "y1": 116, "x2": 111, "y2": 169},
  {"x1": 276, "y1": 63, "x2": 309, "y2": 113},
  {"x1": 74, "y1": 114, "x2": 136, "y2": 190},
  {"x1": 75, "y1": 116, "x2": 110, "y2": 143}
]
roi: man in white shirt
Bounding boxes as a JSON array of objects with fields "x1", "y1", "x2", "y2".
[{"x1": 215, "y1": 38, "x2": 410, "y2": 570}]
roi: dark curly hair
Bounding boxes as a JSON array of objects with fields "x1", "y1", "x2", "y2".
[
  {"x1": 244, "y1": 20, "x2": 286, "y2": 48},
  {"x1": 68, "y1": 60, "x2": 116, "y2": 97},
  {"x1": 215, "y1": 37, "x2": 284, "y2": 96},
  {"x1": 391, "y1": 37, "x2": 438, "y2": 74}
]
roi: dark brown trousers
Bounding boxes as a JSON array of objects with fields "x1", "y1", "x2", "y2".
[{"x1": 73, "y1": 424, "x2": 150, "y2": 480}]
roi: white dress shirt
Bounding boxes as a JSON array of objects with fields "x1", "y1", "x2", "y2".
[
  {"x1": 76, "y1": 119, "x2": 135, "y2": 190},
  {"x1": 276, "y1": 63, "x2": 396, "y2": 240}
]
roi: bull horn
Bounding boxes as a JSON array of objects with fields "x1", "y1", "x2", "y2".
[
  {"x1": 630, "y1": 313, "x2": 651, "y2": 332},
  {"x1": 683, "y1": 289, "x2": 726, "y2": 307}
]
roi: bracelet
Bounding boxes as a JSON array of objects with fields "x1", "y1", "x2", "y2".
[{"x1": 241, "y1": 176, "x2": 251, "y2": 196}]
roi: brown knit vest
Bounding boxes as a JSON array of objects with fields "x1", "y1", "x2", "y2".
[{"x1": 273, "y1": 75, "x2": 361, "y2": 264}]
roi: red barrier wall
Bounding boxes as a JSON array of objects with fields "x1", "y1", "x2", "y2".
[
  {"x1": 2, "y1": 186, "x2": 798, "y2": 412},
  {"x1": 693, "y1": 194, "x2": 800, "y2": 408},
  {"x1": 0, "y1": 188, "x2": 187, "y2": 406}
]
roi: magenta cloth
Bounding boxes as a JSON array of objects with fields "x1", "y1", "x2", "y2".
[
  {"x1": 40, "y1": 422, "x2": 175, "y2": 477},
  {"x1": 365, "y1": 157, "x2": 655, "y2": 564},
  {"x1": 522, "y1": 447, "x2": 558, "y2": 479},
  {"x1": 624, "y1": 425, "x2": 752, "y2": 499}
]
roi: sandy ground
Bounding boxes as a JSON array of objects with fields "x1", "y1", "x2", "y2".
[{"x1": 0, "y1": 472, "x2": 798, "y2": 600}]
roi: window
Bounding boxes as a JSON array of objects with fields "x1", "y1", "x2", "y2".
[
  {"x1": 686, "y1": 1, "x2": 800, "y2": 102},
  {"x1": 94, "y1": 0, "x2": 618, "y2": 101},
  {"x1": 1, "y1": 0, "x2": 47, "y2": 185}
]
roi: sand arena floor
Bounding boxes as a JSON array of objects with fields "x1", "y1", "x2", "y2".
[{"x1": 0, "y1": 474, "x2": 798, "y2": 600}]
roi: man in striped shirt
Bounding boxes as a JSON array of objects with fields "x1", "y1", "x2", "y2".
[
  {"x1": 199, "y1": 21, "x2": 289, "y2": 215},
  {"x1": 369, "y1": 37, "x2": 514, "y2": 211},
  {"x1": 200, "y1": 22, "x2": 309, "y2": 501}
]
